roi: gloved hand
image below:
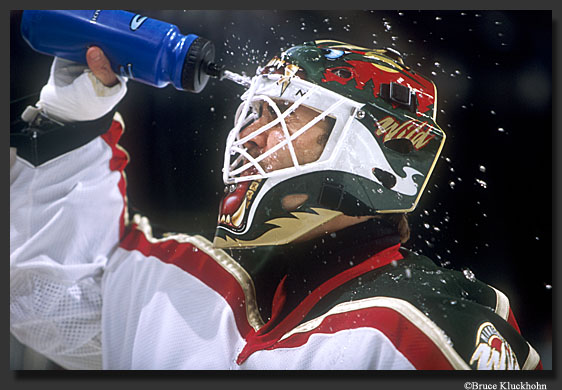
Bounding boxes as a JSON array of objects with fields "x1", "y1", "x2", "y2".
[{"x1": 36, "y1": 47, "x2": 127, "y2": 122}]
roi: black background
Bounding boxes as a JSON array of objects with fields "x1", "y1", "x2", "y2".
[{"x1": 10, "y1": 10, "x2": 553, "y2": 368}]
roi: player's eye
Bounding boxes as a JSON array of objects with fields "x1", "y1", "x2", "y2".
[{"x1": 267, "y1": 105, "x2": 277, "y2": 117}]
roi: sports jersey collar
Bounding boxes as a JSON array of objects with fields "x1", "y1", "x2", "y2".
[
  {"x1": 231, "y1": 218, "x2": 404, "y2": 363},
  {"x1": 229, "y1": 217, "x2": 402, "y2": 323},
  {"x1": 237, "y1": 240, "x2": 403, "y2": 364}
]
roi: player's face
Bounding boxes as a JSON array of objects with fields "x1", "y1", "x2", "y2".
[{"x1": 238, "y1": 100, "x2": 333, "y2": 173}]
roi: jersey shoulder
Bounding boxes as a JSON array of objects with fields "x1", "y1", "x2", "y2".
[{"x1": 298, "y1": 248, "x2": 540, "y2": 370}]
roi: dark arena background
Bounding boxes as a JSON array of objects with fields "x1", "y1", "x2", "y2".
[{"x1": 10, "y1": 10, "x2": 552, "y2": 369}]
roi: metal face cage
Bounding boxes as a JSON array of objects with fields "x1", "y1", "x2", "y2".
[{"x1": 222, "y1": 74, "x2": 362, "y2": 185}]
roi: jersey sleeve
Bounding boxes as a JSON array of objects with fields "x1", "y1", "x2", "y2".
[
  {"x1": 10, "y1": 114, "x2": 129, "y2": 370},
  {"x1": 487, "y1": 285, "x2": 543, "y2": 370}
]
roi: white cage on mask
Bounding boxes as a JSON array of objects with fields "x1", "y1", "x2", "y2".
[{"x1": 222, "y1": 73, "x2": 363, "y2": 185}]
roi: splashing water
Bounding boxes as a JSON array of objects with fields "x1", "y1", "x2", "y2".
[{"x1": 222, "y1": 70, "x2": 252, "y2": 87}]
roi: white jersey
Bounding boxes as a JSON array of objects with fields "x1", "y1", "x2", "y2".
[
  {"x1": 10, "y1": 116, "x2": 422, "y2": 369},
  {"x1": 10, "y1": 60, "x2": 541, "y2": 370}
]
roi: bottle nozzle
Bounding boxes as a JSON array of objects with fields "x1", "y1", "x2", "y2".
[
  {"x1": 205, "y1": 62, "x2": 225, "y2": 80},
  {"x1": 181, "y1": 37, "x2": 217, "y2": 93}
]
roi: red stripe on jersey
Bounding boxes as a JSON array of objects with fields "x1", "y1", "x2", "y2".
[
  {"x1": 237, "y1": 244, "x2": 404, "y2": 364},
  {"x1": 101, "y1": 120, "x2": 129, "y2": 239},
  {"x1": 506, "y1": 309, "x2": 543, "y2": 371},
  {"x1": 507, "y1": 308, "x2": 521, "y2": 334},
  {"x1": 269, "y1": 306, "x2": 455, "y2": 370},
  {"x1": 120, "y1": 226, "x2": 254, "y2": 337}
]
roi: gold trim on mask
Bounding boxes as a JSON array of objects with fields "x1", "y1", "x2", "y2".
[{"x1": 213, "y1": 207, "x2": 343, "y2": 248}]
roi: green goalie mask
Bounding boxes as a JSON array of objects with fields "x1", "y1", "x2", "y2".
[{"x1": 213, "y1": 40, "x2": 445, "y2": 248}]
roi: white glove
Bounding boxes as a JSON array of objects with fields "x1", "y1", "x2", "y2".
[{"x1": 36, "y1": 56, "x2": 127, "y2": 122}]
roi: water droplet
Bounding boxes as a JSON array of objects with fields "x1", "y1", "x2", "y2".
[
  {"x1": 491, "y1": 110, "x2": 496, "y2": 115},
  {"x1": 449, "y1": 181, "x2": 456, "y2": 189},
  {"x1": 545, "y1": 284, "x2": 552, "y2": 290},
  {"x1": 475, "y1": 178, "x2": 487, "y2": 188},
  {"x1": 479, "y1": 165, "x2": 486, "y2": 173},
  {"x1": 463, "y1": 268, "x2": 476, "y2": 282},
  {"x1": 498, "y1": 127, "x2": 505, "y2": 133}
]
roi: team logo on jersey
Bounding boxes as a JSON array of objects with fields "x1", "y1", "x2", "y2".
[{"x1": 469, "y1": 322, "x2": 520, "y2": 370}]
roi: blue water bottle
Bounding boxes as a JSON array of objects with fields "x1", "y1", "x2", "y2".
[{"x1": 20, "y1": 10, "x2": 223, "y2": 93}]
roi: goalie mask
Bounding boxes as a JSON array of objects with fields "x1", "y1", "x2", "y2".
[{"x1": 213, "y1": 40, "x2": 445, "y2": 248}]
